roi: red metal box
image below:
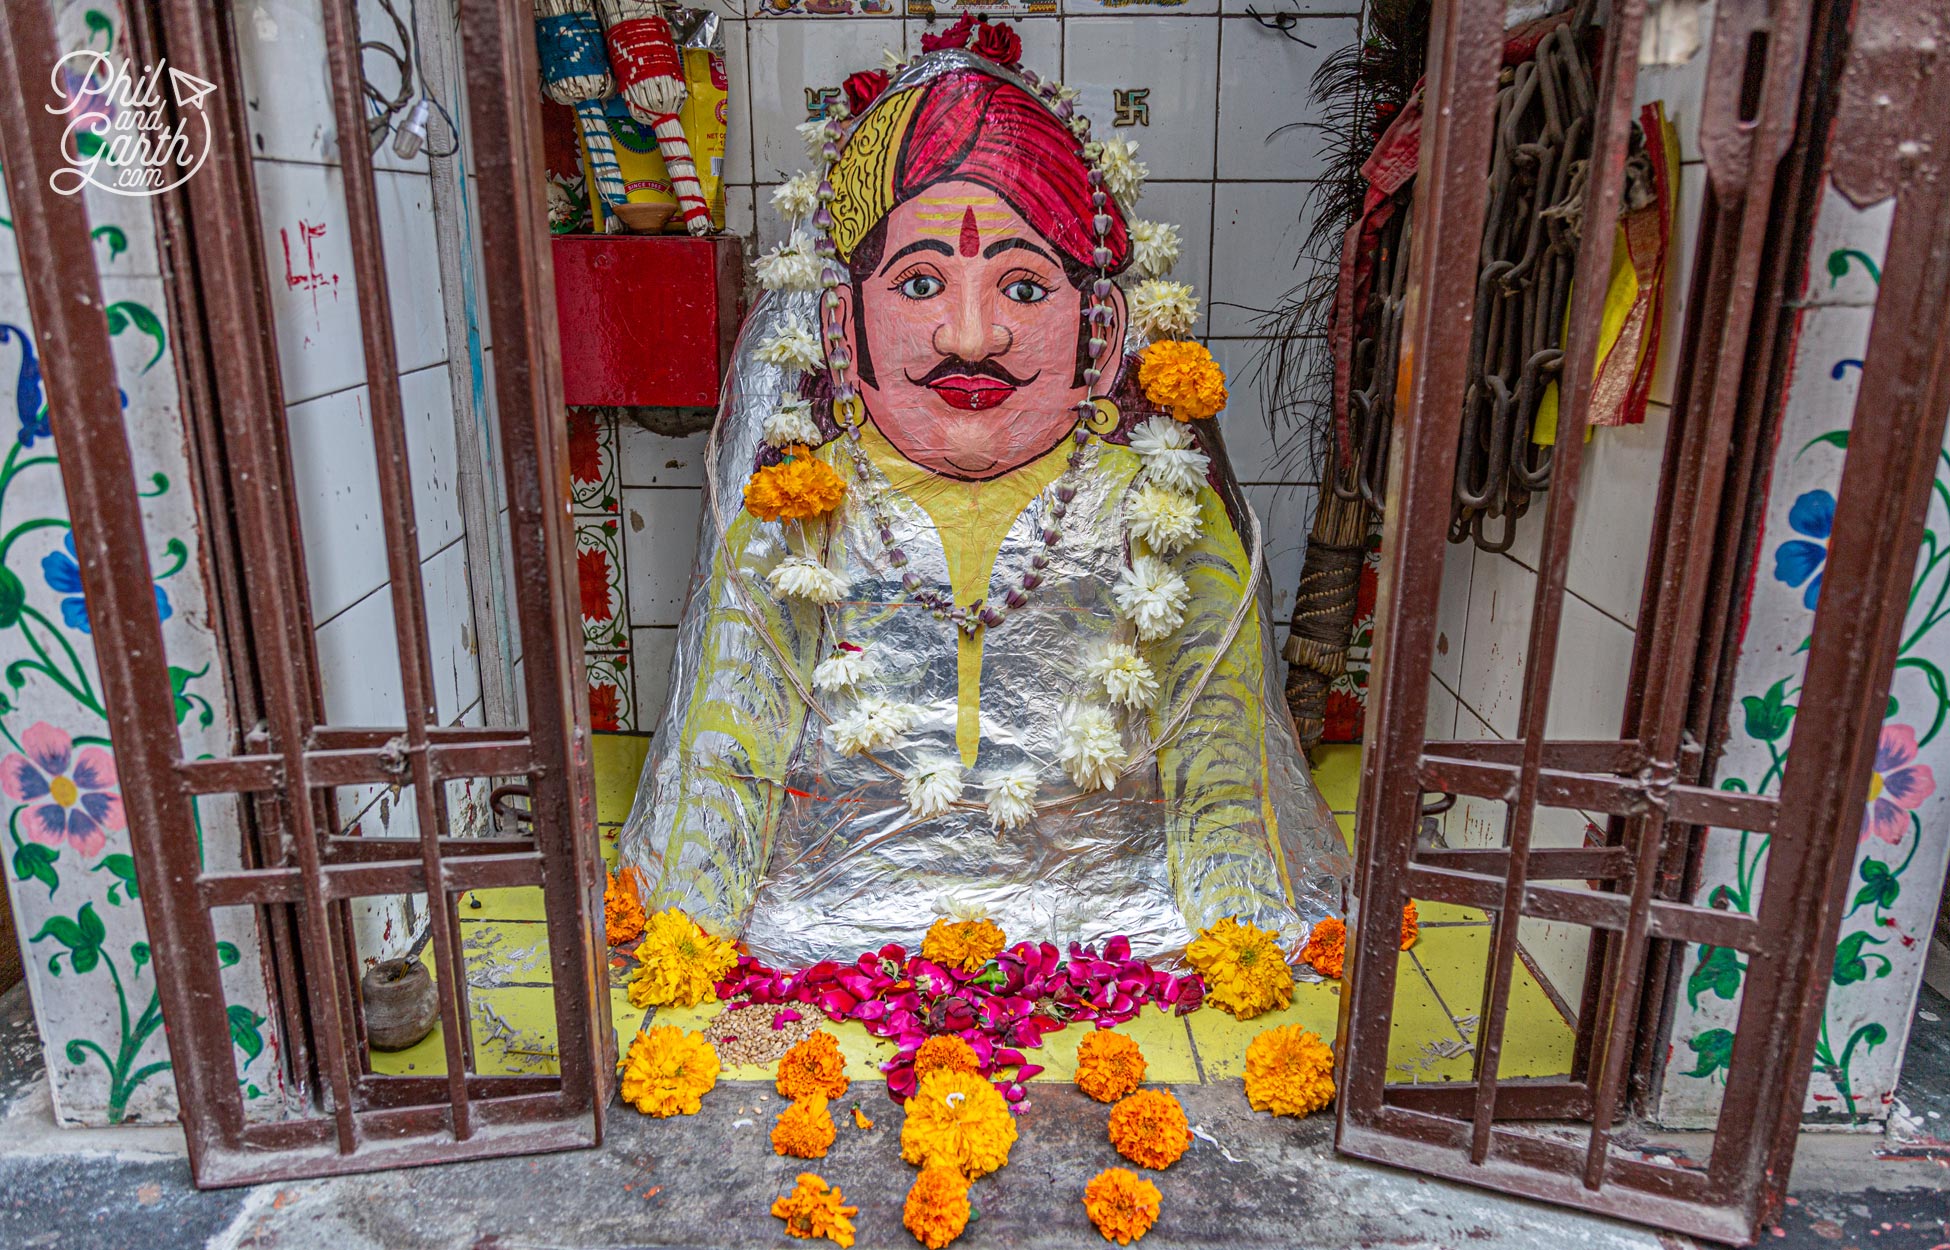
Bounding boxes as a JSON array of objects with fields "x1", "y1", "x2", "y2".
[{"x1": 551, "y1": 234, "x2": 745, "y2": 408}]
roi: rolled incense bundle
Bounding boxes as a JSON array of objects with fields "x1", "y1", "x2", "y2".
[
  {"x1": 600, "y1": 0, "x2": 713, "y2": 235},
  {"x1": 533, "y1": 0, "x2": 628, "y2": 213}
]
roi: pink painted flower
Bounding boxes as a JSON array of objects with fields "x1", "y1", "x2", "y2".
[
  {"x1": 1, "y1": 722, "x2": 122, "y2": 858},
  {"x1": 1861, "y1": 723, "x2": 1934, "y2": 845}
]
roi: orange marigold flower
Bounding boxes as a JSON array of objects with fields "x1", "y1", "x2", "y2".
[
  {"x1": 1244, "y1": 1024, "x2": 1335, "y2": 1117},
  {"x1": 778, "y1": 1030, "x2": 851, "y2": 1101},
  {"x1": 900, "y1": 1069, "x2": 1018, "y2": 1178},
  {"x1": 852, "y1": 1105, "x2": 874, "y2": 1131},
  {"x1": 1400, "y1": 900, "x2": 1419, "y2": 950},
  {"x1": 619, "y1": 1025, "x2": 720, "y2": 1117},
  {"x1": 772, "y1": 1094, "x2": 838, "y2": 1158},
  {"x1": 744, "y1": 446, "x2": 847, "y2": 522},
  {"x1": 1137, "y1": 340, "x2": 1227, "y2": 422},
  {"x1": 915, "y1": 1035, "x2": 983, "y2": 1084},
  {"x1": 1107, "y1": 1089, "x2": 1190, "y2": 1170},
  {"x1": 902, "y1": 1166, "x2": 972, "y2": 1249},
  {"x1": 1083, "y1": 1167, "x2": 1161, "y2": 1245},
  {"x1": 604, "y1": 867, "x2": 645, "y2": 947},
  {"x1": 1300, "y1": 915, "x2": 1347, "y2": 980},
  {"x1": 772, "y1": 1172, "x2": 858, "y2": 1247},
  {"x1": 1074, "y1": 1030, "x2": 1147, "y2": 1103},
  {"x1": 921, "y1": 918, "x2": 1006, "y2": 974},
  {"x1": 1186, "y1": 916, "x2": 1293, "y2": 1019}
]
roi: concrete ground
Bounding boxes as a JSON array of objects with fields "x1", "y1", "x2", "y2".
[{"x1": 3, "y1": 983, "x2": 1945, "y2": 1250}]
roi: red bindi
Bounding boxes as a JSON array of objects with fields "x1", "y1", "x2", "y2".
[{"x1": 958, "y1": 206, "x2": 979, "y2": 258}]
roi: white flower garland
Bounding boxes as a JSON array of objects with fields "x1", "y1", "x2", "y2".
[
  {"x1": 1113, "y1": 555, "x2": 1190, "y2": 643},
  {"x1": 764, "y1": 398, "x2": 823, "y2": 448},
  {"x1": 1087, "y1": 643, "x2": 1159, "y2": 710},
  {"x1": 1128, "y1": 280, "x2": 1199, "y2": 341},
  {"x1": 1128, "y1": 416, "x2": 1211, "y2": 494},
  {"x1": 756, "y1": 229, "x2": 823, "y2": 293},
  {"x1": 1056, "y1": 704, "x2": 1127, "y2": 792},
  {"x1": 828, "y1": 696, "x2": 921, "y2": 755},
  {"x1": 985, "y1": 766, "x2": 1039, "y2": 831},
  {"x1": 812, "y1": 643, "x2": 876, "y2": 693},
  {"x1": 767, "y1": 555, "x2": 849, "y2": 604},
  {"x1": 754, "y1": 324, "x2": 824, "y2": 373},
  {"x1": 1128, "y1": 218, "x2": 1180, "y2": 279},
  {"x1": 1087, "y1": 132, "x2": 1147, "y2": 208},
  {"x1": 773, "y1": 171, "x2": 820, "y2": 222},
  {"x1": 902, "y1": 760, "x2": 965, "y2": 819},
  {"x1": 1126, "y1": 482, "x2": 1202, "y2": 555}
]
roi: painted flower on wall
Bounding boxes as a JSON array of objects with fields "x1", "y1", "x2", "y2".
[
  {"x1": 2, "y1": 721, "x2": 124, "y2": 857},
  {"x1": 1771, "y1": 489, "x2": 1833, "y2": 610},
  {"x1": 40, "y1": 533, "x2": 171, "y2": 633},
  {"x1": 1860, "y1": 722, "x2": 1934, "y2": 845}
]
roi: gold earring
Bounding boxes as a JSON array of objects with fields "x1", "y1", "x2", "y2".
[
  {"x1": 834, "y1": 394, "x2": 865, "y2": 429},
  {"x1": 1087, "y1": 396, "x2": 1121, "y2": 435}
]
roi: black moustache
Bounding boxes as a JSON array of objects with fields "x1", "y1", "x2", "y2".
[{"x1": 908, "y1": 356, "x2": 1039, "y2": 388}]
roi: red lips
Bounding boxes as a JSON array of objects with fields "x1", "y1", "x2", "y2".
[{"x1": 928, "y1": 375, "x2": 1016, "y2": 411}]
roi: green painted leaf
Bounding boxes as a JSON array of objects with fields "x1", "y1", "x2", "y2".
[
  {"x1": 1683, "y1": 1028, "x2": 1734, "y2": 1079},
  {"x1": 216, "y1": 940, "x2": 241, "y2": 968},
  {"x1": 1687, "y1": 944, "x2": 1745, "y2": 1008},
  {"x1": 1849, "y1": 859, "x2": 1900, "y2": 916},
  {"x1": 107, "y1": 301, "x2": 166, "y2": 371},
  {"x1": 131, "y1": 941, "x2": 150, "y2": 968},
  {"x1": 228, "y1": 1004, "x2": 266, "y2": 1065},
  {"x1": 0, "y1": 567, "x2": 26, "y2": 630},
  {"x1": 11, "y1": 841, "x2": 57, "y2": 896},
  {"x1": 31, "y1": 903, "x2": 106, "y2": 975},
  {"x1": 104, "y1": 305, "x2": 128, "y2": 335},
  {"x1": 75, "y1": 130, "x2": 103, "y2": 160},
  {"x1": 90, "y1": 224, "x2": 127, "y2": 260},
  {"x1": 1800, "y1": 430, "x2": 1849, "y2": 456},
  {"x1": 93, "y1": 853, "x2": 138, "y2": 902},
  {"x1": 65, "y1": 1038, "x2": 90, "y2": 1066},
  {"x1": 1832, "y1": 930, "x2": 1892, "y2": 985},
  {"x1": 78, "y1": 901, "x2": 105, "y2": 943},
  {"x1": 1740, "y1": 679, "x2": 1795, "y2": 743}
]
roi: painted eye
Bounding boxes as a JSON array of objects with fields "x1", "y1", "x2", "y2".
[
  {"x1": 1003, "y1": 278, "x2": 1050, "y2": 304},
  {"x1": 899, "y1": 274, "x2": 945, "y2": 299}
]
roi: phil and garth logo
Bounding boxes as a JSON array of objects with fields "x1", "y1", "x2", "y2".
[{"x1": 46, "y1": 51, "x2": 216, "y2": 198}]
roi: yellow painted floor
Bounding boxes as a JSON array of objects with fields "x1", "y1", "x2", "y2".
[{"x1": 373, "y1": 736, "x2": 1577, "y2": 1087}]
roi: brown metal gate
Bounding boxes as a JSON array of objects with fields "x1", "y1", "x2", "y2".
[
  {"x1": 0, "y1": 1, "x2": 611, "y2": 1184},
  {"x1": 1336, "y1": 0, "x2": 1950, "y2": 1243}
]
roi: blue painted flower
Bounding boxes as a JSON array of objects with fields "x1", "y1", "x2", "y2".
[
  {"x1": 40, "y1": 533, "x2": 171, "y2": 633},
  {"x1": 1772, "y1": 489, "x2": 1833, "y2": 610}
]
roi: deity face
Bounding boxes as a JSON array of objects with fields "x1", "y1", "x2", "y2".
[{"x1": 829, "y1": 179, "x2": 1127, "y2": 481}]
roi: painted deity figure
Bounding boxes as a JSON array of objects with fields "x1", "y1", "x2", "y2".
[{"x1": 616, "y1": 47, "x2": 1350, "y2": 967}]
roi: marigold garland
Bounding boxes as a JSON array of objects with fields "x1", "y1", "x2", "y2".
[
  {"x1": 619, "y1": 1026, "x2": 720, "y2": 1118},
  {"x1": 900, "y1": 1068, "x2": 1018, "y2": 1178},
  {"x1": 1074, "y1": 1030, "x2": 1147, "y2": 1103},
  {"x1": 1400, "y1": 900, "x2": 1420, "y2": 950},
  {"x1": 604, "y1": 867, "x2": 645, "y2": 948},
  {"x1": 1108, "y1": 1088, "x2": 1190, "y2": 1170},
  {"x1": 1299, "y1": 916, "x2": 1347, "y2": 980},
  {"x1": 744, "y1": 445, "x2": 847, "y2": 522},
  {"x1": 921, "y1": 918, "x2": 1007, "y2": 974},
  {"x1": 1185, "y1": 916, "x2": 1293, "y2": 1019},
  {"x1": 1137, "y1": 340, "x2": 1227, "y2": 422},
  {"x1": 627, "y1": 907, "x2": 740, "y2": 1008},
  {"x1": 1244, "y1": 1024, "x2": 1336, "y2": 1118},
  {"x1": 914, "y1": 1034, "x2": 983, "y2": 1084},
  {"x1": 1083, "y1": 1167, "x2": 1161, "y2": 1245},
  {"x1": 772, "y1": 1173, "x2": 858, "y2": 1247},
  {"x1": 778, "y1": 1030, "x2": 852, "y2": 1101},
  {"x1": 773, "y1": 1094, "x2": 838, "y2": 1158},
  {"x1": 903, "y1": 1166, "x2": 972, "y2": 1249}
]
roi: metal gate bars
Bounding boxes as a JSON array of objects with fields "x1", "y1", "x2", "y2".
[
  {"x1": 0, "y1": 1, "x2": 610, "y2": 1184},
  {"x1": 1336, "y1": 0, "x2": 1950, "y2": 1243}
]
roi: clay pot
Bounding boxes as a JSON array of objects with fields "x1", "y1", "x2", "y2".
[{"x1": 362, "y1": 957, "x2": 439, "y2": 1051}]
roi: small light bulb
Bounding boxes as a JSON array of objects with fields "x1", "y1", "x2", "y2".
[{"x1": 392, "y1": 97, "x2": 431, "y2": 160}]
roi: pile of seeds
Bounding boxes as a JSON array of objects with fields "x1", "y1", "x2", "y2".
[{"x1": 704, "y1": 999, "x2": 819, "y2": 1068}]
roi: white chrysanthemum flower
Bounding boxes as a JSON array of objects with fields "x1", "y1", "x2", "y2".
[
  {"x1": 767, "y1": 556, "x2": 849, "y2": 604},
  {"x1": 754, "y1": 324, "x2": 824, "y2": 373},
  {"x1": 763, "y1": 398, "x2": 823, "y2": 448},
  {"x1": 772, "y1": 171, "x2": 821, "y2": 222},
  {"x1": 880, "y1": 47, "x2": 907, "y2": 72},
  {"x1": 1086, "y1": 643, "x2": 1160, "y2": 710},
  {"x1": 1051, "y1": 81, "x2": 1081, "y2": 104},
  {"x1": 827, "y1": 696, "x2": 921, "y2": 755},
  {"x1": 1126, "y1": 482, "x2": 1202, "y2": 555},
  {"x1": 1056, "y1": 705, "x2": 1127, "y2": 792},
  {"x1": 1129, "y1": 219, "x2": 1181, "y2": 279},
  {"x1": 755, "y1": 229, "x2": 822, "y2": 293},
  {"x1": 797, "y1": 116, "x2": 838, "y2": 156},
  {"x1": 1128, "y1": 280, "x2": 1199, "y2": 341},
  {"x1": 1128, "y1": 416, "x2": 1211, "y2": 494},
  {"x1": 985, "y1": 766, "x2": 1039, "y2": 832},
  {"x1": 1113, "y1": 555, "x2": 1190, "y2": 642},
  {"x1": 1094, "y1": 132, "x2": 1147, "y2": 207},
  {"x1": 902, "y1": 760, "x2": 964, "y2": 819},
  {"x1": 812, "y1": 644, "x2": 875, "y2": 693}
]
